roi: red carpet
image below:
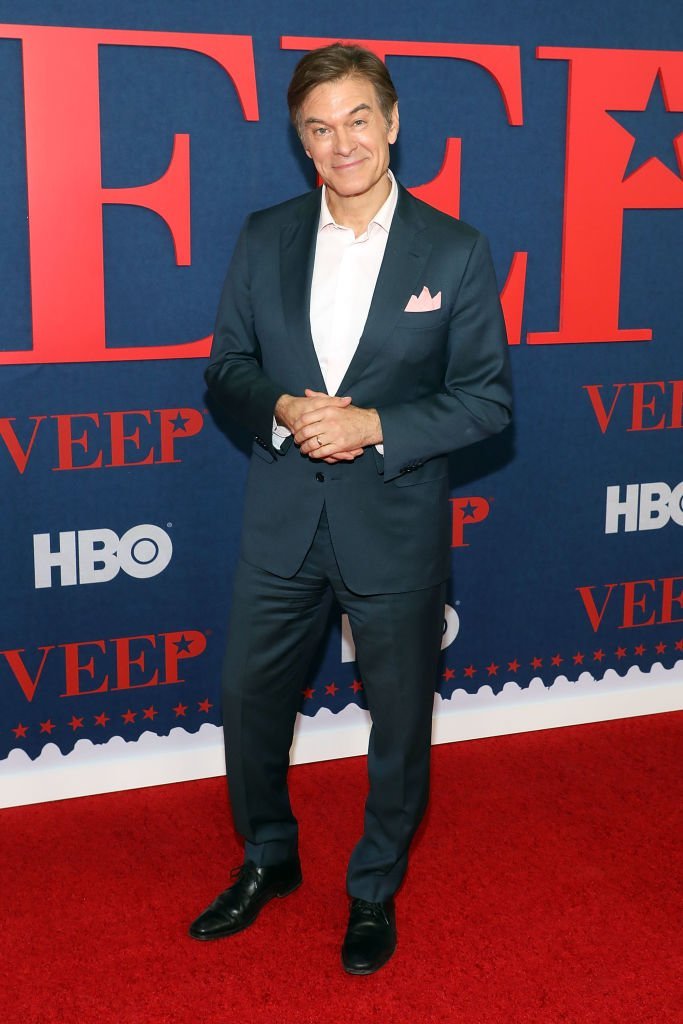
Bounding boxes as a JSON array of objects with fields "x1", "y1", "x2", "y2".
[{"x1": 2, "y1": 713, "x2": 681, "y2": 1024}]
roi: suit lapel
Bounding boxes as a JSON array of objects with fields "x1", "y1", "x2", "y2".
[
  {"x1": 280, "y1": 190, "x2": 327, "y2": 392},
  {"x1": 337, "y1": 185, "x2": 431, "y2": 395}
]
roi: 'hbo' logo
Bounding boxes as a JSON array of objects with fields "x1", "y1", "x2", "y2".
[
  {"x1": 605, "y1": 482, "x2": 683, "y2": 534},
  {"x1": 33, "y1": 525, "x2": 173, "y2": 588}
]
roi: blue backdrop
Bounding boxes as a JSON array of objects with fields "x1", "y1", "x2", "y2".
[{"x1": 1, "y1": 0, "x2": 682, "y2": 762}]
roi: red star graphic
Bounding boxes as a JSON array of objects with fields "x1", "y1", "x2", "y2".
[
  {"x1": 486, "y1": 662, "x2": 499, "y2": 676},
  {"x1": 530, "y1": 656, "x2": 543, "y2": 670},
  {"x1": 122, "y1": 710, "x2": 137, "y2": 724},
  {"x1": 350, "y1": 680, "x2": 363, "y2": 693},
  {"x1": 301, "y1": 687, "x2": 315, "y2": 699},
  {"x1": 551, "y1": 653, "x2": 563, "y2": 667},
  {"x1": 325, "y1": 682, "x2": 339, "y2": 696},
  {"x1": 675, "y1": 592, "x2": 683, "y2": 609},
  {"x1": 40, "y1": 719, "x2": 56, "y2": 734},
  {"x1": 94, "y1": 712, "x2": 110, "y2": 727},
  {"x1": 174, "y1": 634, "x2": 194, "y2": 654},
  {"x1": 442, "y1": 667, "x2": 455, "y2": 681},
  {"x1": 507, "y1": 659, "x2": 520, "y2": 673},
  {"x1": 634, "y1": 644, "x2": 646, "y2": 656},
  {"x1": 142, "y1": 706, "x2": 158, "y2": 720},
  {"x1": 12, "y1": 723, "x2": 28, "y2": 739},
  {"x1": 68, "y1": 716, "x2": 84, "y2": 731},
  {"x1": 655, "y1": 642, "x2": 666, "y2": 655},
  {"x1": 463, "y1": 665, "x2": 476, "y2": 678},
  {"x1": 593, "y1": 649, "x2": 605, "y2": 662},
  {"x1": 573, "y1": 652, "x2": 585, "y2": 665},
  {"x1": 198, "y1": 698, "x2": 213, "y2": 713},
  {"x1": 675, "y1": 639, "x2": 683, "y2": 651},
  {"x1": 615, "y1": 646, "x2": 627, "y2": 659},
  {"x1": 173, "y1": 703, "x2": 188, "y2": 717}
]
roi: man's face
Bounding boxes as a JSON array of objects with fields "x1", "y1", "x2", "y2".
[{"x1": 299, "y1": 75, "x2": 398, "y2": 203}]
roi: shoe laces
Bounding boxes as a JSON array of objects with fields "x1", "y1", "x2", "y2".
[
  {"x1": 351, "y1": 898, "x2": 388, "y2": 922},
  {"x1": 229, "y1": 861, "x2": 259, "y2": 893}
]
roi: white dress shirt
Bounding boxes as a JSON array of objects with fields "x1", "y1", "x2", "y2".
[{"x1": 272, "y1": 170, "x2": 398, "y2": 450}]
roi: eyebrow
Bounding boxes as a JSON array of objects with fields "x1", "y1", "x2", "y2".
[{"x1": 303, "y1": 103, "x2": 372, "y2": 126}]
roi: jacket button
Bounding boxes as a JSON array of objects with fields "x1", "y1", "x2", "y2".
[{"x1": 315, "y1": 472, "x2": 325, "y2": 483}]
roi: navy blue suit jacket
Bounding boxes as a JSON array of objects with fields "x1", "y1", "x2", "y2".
[{"x1": 206, "y1": 183, "x2": 512, "y2": 594}]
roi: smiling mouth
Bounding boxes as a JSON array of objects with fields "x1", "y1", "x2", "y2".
[{"x1": 333, "y1": 159, "x2": 365, "y2": 170}]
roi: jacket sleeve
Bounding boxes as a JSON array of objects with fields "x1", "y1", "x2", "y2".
[
  {"x1": 204, "y1": 217, "x2": 287, "y2": 453},
  {"x1": 376, "y1": 232, "x2": 512, "y2": 482}
]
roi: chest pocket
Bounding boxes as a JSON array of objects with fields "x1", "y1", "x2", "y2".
[{"x1": 395, "y1": 307, "x2": 449, "y2": 332}]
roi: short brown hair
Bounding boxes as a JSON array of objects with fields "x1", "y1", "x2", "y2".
[{"x1": 287, "y1": 43, "x2": 398, "y2": 135}]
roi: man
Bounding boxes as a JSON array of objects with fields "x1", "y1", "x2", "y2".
[{"x1": 191, "y1": 43, "x2": 512, "y2": 975}]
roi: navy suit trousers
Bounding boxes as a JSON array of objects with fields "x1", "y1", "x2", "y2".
[{"x1": 221, "y1": 507, "x2": 447, "y2": 902}]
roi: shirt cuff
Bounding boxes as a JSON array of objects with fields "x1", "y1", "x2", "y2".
[
  {"x1": 272, "y1": 417, "x2": 292, "y2": 451},
  {"x1": 375, "y1": 444, "x2": 384, "y2": 455}
]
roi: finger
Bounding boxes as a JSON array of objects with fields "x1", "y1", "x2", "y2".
[
  {"x1": 306, "y1": 442, "x2": 342, "y2": 461},
  {"x1": 323, "y1": 450, "x2": 363, "y2": 462},
  {"x1": 296, "y1": 403, "x2": 351, "y2": 431},
  {"x1": 294, "y1": 424, "x2": 328, "y2": 447},
  {"x1": 302, "y1": 390, "x2": 351, "y2": 406},
  {"x1": 299, "y1": 436, "x2": 334, "y2": 454},
  {"x1": 303, "y1": 390, "x2": 351, "y2": 404},
  {"x1": 291, "y1": 401, "x2": 350, "y2": 433},
  {"x1": 307, "y1": 442, "x2": 364, "y2": 460}
]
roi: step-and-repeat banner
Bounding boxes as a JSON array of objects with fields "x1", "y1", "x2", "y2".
[{"x1": 1, "y1": 2, "x2": 682, "y2": 763}]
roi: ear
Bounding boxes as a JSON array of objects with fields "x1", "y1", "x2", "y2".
[{"x1": 388, "y1": 102, "x2": 399, "y2": 144}]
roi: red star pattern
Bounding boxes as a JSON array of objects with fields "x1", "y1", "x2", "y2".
[{"x1": 15, "y1": 633, "x2": 681, "y2": 750}]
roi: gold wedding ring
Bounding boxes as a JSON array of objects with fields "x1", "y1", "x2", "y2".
[{"x1": 316, "y1": 435, "x2": 322, "y2": 447}]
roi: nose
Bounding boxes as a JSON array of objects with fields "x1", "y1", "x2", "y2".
[{"x1": 334, "y1": 127, "x2": 356, "y2": 157}]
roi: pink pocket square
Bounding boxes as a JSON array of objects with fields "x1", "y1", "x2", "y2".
[{"x1": 404, "y1": 286, "x2": 442, "y2": 313}]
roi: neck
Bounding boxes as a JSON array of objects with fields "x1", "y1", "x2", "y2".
[{"x1": 325, "y1": 173, "x2": 392, "y2": 238}]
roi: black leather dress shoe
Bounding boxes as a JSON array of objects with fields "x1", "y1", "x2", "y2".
[
  {"x1": 341, "y1": 898, "x2": 397, "y2": 975},
  {"x1": 188, "y1": 857, "x2": 302, "y2": 940}
]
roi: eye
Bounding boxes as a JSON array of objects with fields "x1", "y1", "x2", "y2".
[
  {"x1": 313, "y1": 126, "x2": 329, "y2": 137},
  {"x1": 352, "y1": 119, "x2": 366, "y2": 128}
]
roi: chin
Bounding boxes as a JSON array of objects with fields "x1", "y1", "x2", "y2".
[{"x1": 329, "y1": 176, "x2": 371, "y2": 197}]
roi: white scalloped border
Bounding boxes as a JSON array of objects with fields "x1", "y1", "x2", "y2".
[{"x1": 2, "y1": 661, "x2": 682, "y2": 808}]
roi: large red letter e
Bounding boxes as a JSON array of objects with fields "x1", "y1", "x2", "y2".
[{"x1": 0, "y1": 24, "x2": 258, "y2": 365}]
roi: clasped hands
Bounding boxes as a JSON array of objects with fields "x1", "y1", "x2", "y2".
[{"x1": 274, "y1": 389, "x2": 382, "y2": 464}]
